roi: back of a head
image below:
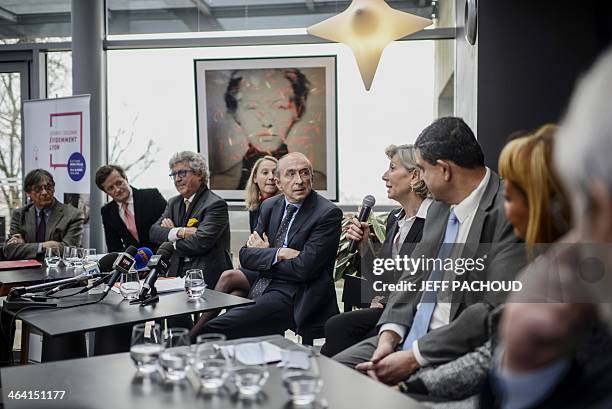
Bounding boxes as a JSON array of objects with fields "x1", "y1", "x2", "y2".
[
  {"x1": 499, "y1": 124, "x2": 570, "y2": 246},
  {"x1": 415, "y1": 117, "x2": 485, "y2": 169},
  {"x1": 556, "y1": 47, "x2": 612, "y2": 217}
]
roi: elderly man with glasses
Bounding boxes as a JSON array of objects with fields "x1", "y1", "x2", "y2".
[
  {"x1": 149, "y1": 151, "x2": 232, "y2": 288},
  {"x1": 4, "y1": 169, "x2": 84, "y2": 261}
]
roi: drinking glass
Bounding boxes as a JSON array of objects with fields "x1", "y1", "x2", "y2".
[
  {"x1": 282, "y1": 348, "x2": 323, "y2": 406},
  {"x1": 69, "y1": 247, "x2": 84, "y2": 267},
  {"x1": 193, "y1": 333, "x2": 228, "y2": 391},
  {"x1": 45, "y1": 246, "x2": 61, "y2": 268},
  {"x1": 130, "y1": 322, "x2": 163, "y2": 375},
  {"x1": 63, "y1": 245, "x2": 75, "y2": 267},
  {"x1": 159, "y1": 328, "x2": 191, "y2": 382},
  {"x1": 229, "y1": 341, "x2": 269, "y2": 398},
  {"x1": 119, "y1": 271, "x2": 141, "y2": 300},
  {"x1": 185, "y1": 269, "x2": 206, "y2": 300},
  {"x1": 83, "y1": 248, "x2": 97, "y2": 263}
]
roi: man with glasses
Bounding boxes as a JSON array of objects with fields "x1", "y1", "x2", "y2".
[
  {"x1": 4, "y1": 169, "x2": 84, "y2": 260},
  {"x1": 192, "y1": 152, "x2": 342, "y2": 339},
  {"x1": 95, "y1": 164, "x2": 166, "y2": 252},
  {"x1": 149, "y1": 151, "x2": 232, "y2": 289}
]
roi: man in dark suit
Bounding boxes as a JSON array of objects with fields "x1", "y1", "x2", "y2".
[
  {"x1": 334, "y1": 117, "x2": 525, "y2": 386},
  {"x1": 191, "y1": 152, "x2": 342, "y2": 339},
  {"x1": 95, "y1": 165, "x2": 166, "y2": 252},
  {"x1": 5, "y1": 169, "x2": 84, "y2": 260},
  {"x1": 149, "y1": 151, "x2": 232, "y2": 288}
]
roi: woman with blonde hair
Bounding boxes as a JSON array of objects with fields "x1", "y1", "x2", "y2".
[
  {"x1": 245, "y1": 155, "x2": 279, "y2": 232},
  {"x1": 191, "y1": 156, "x2": 279, "y2": 337}
]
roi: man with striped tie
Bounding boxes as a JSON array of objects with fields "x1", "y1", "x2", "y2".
[
  {"x1": 334, "y1": 117, "x2": 525, "y2": 385},
  {"x1": 192, "y1": 152, "x2": 342, "y2": 339}
]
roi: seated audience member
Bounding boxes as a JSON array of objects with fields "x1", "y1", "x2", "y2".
[
  {"x1": 149, "y1": 151, "x2": 232, "y2": 287},
  {"x1": 190, "y1": 156, "x2": 279, "y2": 333},
  {"x1": 482, "y1": 48, "x2": 612, "y2": 409},
  {"x1": 397, "y1": 124, "x2": 570, "y2": 404},
  {"x1": 192, "y1": 152, "x2": 342, "y2": 339},
  {"x1": 4, "y1": 169, "x2": 84, "y2": 260},
  {"x1": 334, "y1": 117, "x2": 525, "y2": 386},
  {"x1": 96, "y1": 164, "x2": 167, "y2": 252},
  {"x1": 321, "y1": 144, "x2": 432, "y2": 357}
]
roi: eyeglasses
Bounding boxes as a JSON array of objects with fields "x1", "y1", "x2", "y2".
[
  {"x1": 31, "y1": 184, "x2": 55, "y2": 193},
  {"x1": 169, "y1": 169, "x2": 194, "y2": 179}
]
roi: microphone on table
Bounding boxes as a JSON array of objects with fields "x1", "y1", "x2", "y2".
[
  {"x1": 77, "y1": 252, "x2": 120, "y2": 294},
  {"x1": 348, "y1": 195, "x2": 376, "y2": 253},
  {"x1": 134, "y1": 247, "x2": 153, "y2": 270},
  {"x1": 102, "y1": 246, "x2": 138, "y2": 296},
  {"x1": 131, "y1": 242, "x2": 174, "y2": 305}
]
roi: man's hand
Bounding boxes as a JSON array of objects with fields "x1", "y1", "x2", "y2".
[
  {"x1": 277, "y1": 248, "x2": 300, "y2": 260},
  {"x1": 345, "y1": 216, "x2": 370, "y2": 253},
  {"x1": 161, "y1": 218, "x2": 175, "y2": 228},
  {"x1": 247, "y1": 232, "x2": 269, "y2": 248},
  {"x1": 355, "y1": 330, "x2": 401, "y2": 380},
  {"x1": 356, "y1": 349, "x2": 421, "y2": 385},
  {"x1": 7, "y1": 234, "x2": 24, "y2": 245},
  {"x1": 42, "y1": 241, "x2": 60, "y2": 250},
  {"x1": 181, "y1": 227, "x2": 197, "y2": 239}
]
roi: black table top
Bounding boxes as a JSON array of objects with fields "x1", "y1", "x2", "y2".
[
  {"x1": 0, "y1": 336, "x2": 424, "y2": 409},
  {"x1": 0, "y1": 265, "x2": 76, "y2": 287},
  {"x1": 9, "y1": 290, "x2": 253, "y2": 337}
]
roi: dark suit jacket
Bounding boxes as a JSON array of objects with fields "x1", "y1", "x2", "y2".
[
  {"x1": 239, "y1": 190, "x2": 343, "y2": 332},
  {"x1": 379, "y1": 171, "x2": 526, "y2": 364},
  {"x1": 4, "y1": 199, "x2": 84, "y2": 260},
  {"x1": 101, "y1": 187, "x2": 167, "y2": 252},
  {"x1": 149, "y1": 185, "x2": 232, "y2": 288}
]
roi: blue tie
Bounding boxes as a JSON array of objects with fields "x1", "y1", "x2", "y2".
[{"x1": 403, "y1": 209, "x2": 460, "y2": 349}]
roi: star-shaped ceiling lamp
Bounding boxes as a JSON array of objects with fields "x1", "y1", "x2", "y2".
[{"x1": 307, "y1": 0, "x2": 432, "y2": 90}]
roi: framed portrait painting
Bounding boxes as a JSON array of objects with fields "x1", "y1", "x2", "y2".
[{"x1": 194, "y1": 55, "x2": 337, "y2": 201}]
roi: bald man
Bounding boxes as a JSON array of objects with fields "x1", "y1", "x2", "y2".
[{"x1": 192, "y1": 153, "x2": 342, "y2": 339}]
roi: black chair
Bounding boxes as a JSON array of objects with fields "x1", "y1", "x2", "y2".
[{"x1": 341, "y1": 274, "x2": 372, "y2": 312}]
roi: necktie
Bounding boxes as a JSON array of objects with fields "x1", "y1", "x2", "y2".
[
  {"x1": 403, "y1": 209, "x2": 460, "y2": 349},
  {"x1": 122, "y1": 202, "x2": 139, "y2": 242},
  {"x1": 36, "y1": 210, "x2": 46, "y2": 243},
  {"x1": 249, "y1": 203, "x2": 298, "y2": 299}
]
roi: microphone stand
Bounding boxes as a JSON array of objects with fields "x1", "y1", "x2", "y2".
[{"x1": 129, "y1": 284, "x2": 159, "y2": 306}]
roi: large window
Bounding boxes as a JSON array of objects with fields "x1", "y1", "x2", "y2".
[{"x1": 108, "y1": 40, "x2": 450, "y2": 204}]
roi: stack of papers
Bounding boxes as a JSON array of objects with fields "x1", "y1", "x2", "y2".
[{"x1": 111, "y1": 276, "x2": 185, "y2": 295}]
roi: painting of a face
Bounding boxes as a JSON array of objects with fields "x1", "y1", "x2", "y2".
[{"x1": 233, "y1": 70, "x2": 298, "y2": 153}]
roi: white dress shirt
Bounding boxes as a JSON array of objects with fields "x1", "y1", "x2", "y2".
[
  {"x1": 381, "y1": 168, "x2": 492, "y2": 366},
  {"x1": 392, "y1": 198, "x2": 433, "y2": 258}
]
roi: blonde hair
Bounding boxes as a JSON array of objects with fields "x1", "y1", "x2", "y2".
[
  {"x1": 245, "y1": 156, "x2": 279, "y2": 211},
  {"x1": 385, "y1": 144, "x2": 430, "y2": 199},
  {"x1": 499, "y1": 124, "x2": 570, "y2": 253}
]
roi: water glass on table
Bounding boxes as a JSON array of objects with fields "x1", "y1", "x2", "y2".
[
  {"x1": 69, "y1": 247, "x2": 84, "y2": 268},
  {"x1": 229, "y1": 341, "x2": 270, "y2": 398},
  {"x1": 63, "y1": 245, "x2": 75, "y2": 267},
  {"x1": 45, "y1": 246, "x2": 61, "y2": 268},
  {"x1": 185, "y1": 269, "x2": 206, "y2": 300},
  {"x1": 119, "y1": 271, "x2": 141, "y2": 300},
  {"x1": 282, "y1": 348, "x2": 323, "y2": 406},
  {"x1": 159, "y1": 328, "x2": 191, "y2": 382},
  {"x1": 130, "y1": 322, "x2": 163, "y2": 375},
  {"x1": 83, "y1": 248, "x2": 97, "y2": 263},
  {"x1": 192, "y1": 333, "x2": 228, "y2": 391}
]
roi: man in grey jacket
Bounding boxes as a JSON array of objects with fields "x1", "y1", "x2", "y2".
[
  {"x1": 4, "y1": 169, "x2": 83, "y2": 260},
  {"x1": 149, "y1": 151, "x2": 232, "y2": 288},
  {"x1": 334, "y1": 117, "x2": 525, "y2": 386}
]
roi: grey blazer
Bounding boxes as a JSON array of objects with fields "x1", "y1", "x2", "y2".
[
  {"x1": 4, "y1": 199, "x2": 84, "y2": 260},
  {"x1": 149, "y1": 185, "x2": 232, "y2": 288},
  {"x1": 378, "y1": 171, "x2": 526, "y2": 364}
]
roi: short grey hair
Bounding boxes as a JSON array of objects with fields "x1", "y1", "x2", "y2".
[
  {"x1": 555, "y1": 48, "x2": 612, "y2": 217},
  {"x1": 169, "y1": 151, "x2": 209, "y2": 186},
  {"x1": 385, "y1": 144, "x2": 429, "y2": 199}
]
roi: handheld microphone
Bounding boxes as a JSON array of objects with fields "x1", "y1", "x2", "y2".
[
  {"x1": 134, "y1": 247, "x2": 153, "y2": 270},
  {"x1": 138, "y1": 242, "x2": 174, "y2": 300},
  {"x1": 77, "y1": 252, "x2": 120, "y2": 294},
  {"x1": 102, "y1": 246, "x2": 138, "y2": 296},
  {"x1": 348, "y1": 195, "x2": 376, "y2": 253}
]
